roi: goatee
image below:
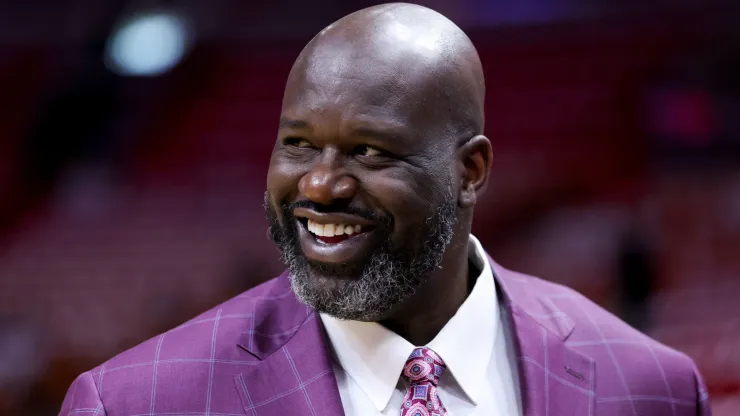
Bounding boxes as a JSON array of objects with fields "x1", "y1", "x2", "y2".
[{"x1": 264, "y1": 191, "x2": 457, "y2": 321}]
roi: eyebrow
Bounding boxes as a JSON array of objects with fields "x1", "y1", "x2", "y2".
[
  {"x1": 279, "y1": 117, "x2": 408, "y2": 143},
  {"x1": 278, "y1": 117, "x2": 311, "y2": 130}
]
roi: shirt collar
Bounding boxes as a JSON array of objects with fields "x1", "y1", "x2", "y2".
[{"x1": 320, "y1": 234, "x2": 499, "y2": 411}]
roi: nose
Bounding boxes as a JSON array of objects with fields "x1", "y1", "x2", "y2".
[{"x1": 298, "y1": 150, "x2": 358, "y2": 205}]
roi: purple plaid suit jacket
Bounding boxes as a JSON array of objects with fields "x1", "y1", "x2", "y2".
[{"x1": 61, "y1": 257, "x2": 711, "y2": 415}]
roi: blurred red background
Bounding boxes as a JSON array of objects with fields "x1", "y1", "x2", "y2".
[{"x1": 1, "y1": 1, "x2": 739, "y2": 414}]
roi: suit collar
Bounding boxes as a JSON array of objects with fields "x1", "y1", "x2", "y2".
[
  {"x1": 490, "y1": 256, "x2": 596, "y2": 415},
  {"x1": 489, "y1": 255, "x2": 576, "y2": 342},
  {"x1": 234, "y1": 311, "x2": 345, "y2": 415},
  {"x1": 234, "y1": 272, "x2": 344, "y2": 415},
  {"x1": 236, "y1": 270, "x2": 312, "y2": 360}
]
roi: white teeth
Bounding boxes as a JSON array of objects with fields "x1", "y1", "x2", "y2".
[
  {"x1": 307, "y1": 220, "x2": 323, "y2": 236},
  {"x1": 325, "y1": 224, "x2": 335, "y2": 237},
  {"x1": 306, "y1": 219, "x2": 362, "y2": 238}
]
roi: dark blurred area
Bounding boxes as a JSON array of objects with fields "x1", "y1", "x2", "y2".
[{"x1": 1, "y1": 0, "x2": 739, "y2": 414}]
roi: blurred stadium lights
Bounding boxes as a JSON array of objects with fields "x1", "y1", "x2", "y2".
[{"x1": 104, "y1": 11, "x2": 192, "y2": 76}]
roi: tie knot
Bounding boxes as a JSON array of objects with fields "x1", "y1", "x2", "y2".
[{"x1": 402, "y1": 347, "x2": 446, "y2": 386}]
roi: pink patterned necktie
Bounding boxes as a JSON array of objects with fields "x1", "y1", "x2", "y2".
[{"x1": 400, "y1": 347, "x2": 449, "y2": 416}]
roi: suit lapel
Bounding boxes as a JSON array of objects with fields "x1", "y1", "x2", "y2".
[
  {"x1": 232, "y1": 256, "x2": 598, "y2": 416},
  {"x1": 233, "y1": 273, "x2": 344, "y2": 416},
  {"x1": 491, "y1": 258, "x2": 596, "y2": 416}
]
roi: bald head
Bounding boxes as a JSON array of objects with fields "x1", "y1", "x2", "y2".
[{"x1": 284, "y1": 3, "x2": 486, "y2": 140}]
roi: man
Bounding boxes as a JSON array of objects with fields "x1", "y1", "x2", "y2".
[{"x1": 61, "y1": 3, "x2": 711, "y2": 415}]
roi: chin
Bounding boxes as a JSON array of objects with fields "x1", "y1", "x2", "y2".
[
  {"x1": 305, "y1": 260, "x2": 366, "y2": 281},
  {"x1": 287, "y1": 268, "x2": 398, "y2": 322},
  {"x1": 303, "y1": 270, "x2": 355, "y2": 292}
]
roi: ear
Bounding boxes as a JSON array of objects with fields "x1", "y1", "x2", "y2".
[{"x1": 457, "y1": 135, "x2": 492, "y2": 208}]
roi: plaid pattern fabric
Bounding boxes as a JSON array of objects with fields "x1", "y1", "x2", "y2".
[
  {"x1": 489, "y1": 256, "x2": 711, "y2": 416},
  {"x1": 60, "y1": 256, "x2": 711, "y2": 416},
  {"x1": 59, "y1": 276, "x2": 344, "y2": 416}
]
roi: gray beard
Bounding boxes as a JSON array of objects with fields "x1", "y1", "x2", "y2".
[{"x1": 265, "y1": 190, "x2": 457, "y2": 321}]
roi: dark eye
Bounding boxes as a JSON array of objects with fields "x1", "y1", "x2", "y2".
[
  {"x1": 283, "y1": 137, "x2": 314, "y2": 148},
  {"x1": 354, "y1": 145, "x2": 383, "y2": 157}
]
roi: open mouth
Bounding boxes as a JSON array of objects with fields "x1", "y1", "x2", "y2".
[
  {"x1": 292, "y1": 207, "x2": 381, "y2": 264},
  {"x1": 299, "y1": 218, "x2": 371, "y2": 244}
]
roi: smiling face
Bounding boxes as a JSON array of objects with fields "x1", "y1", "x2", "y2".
[
  {"x1": 265, "y1": 62, "x2": 459, "y2": 321},
  {"x1": 265, "y1": 4, "x2": 488, "y2": 321}
]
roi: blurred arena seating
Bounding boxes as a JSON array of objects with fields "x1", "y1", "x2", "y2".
[{"x1": 0, "y1": 8, "x2": 738, "y2": 414}]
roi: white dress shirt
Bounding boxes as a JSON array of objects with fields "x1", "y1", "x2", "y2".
[{"x1": 320, "y1": 235, "x2": 522, "y2": 416}]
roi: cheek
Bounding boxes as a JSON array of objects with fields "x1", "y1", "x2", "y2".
[
  {"x1": 363, "y1": 173, "x2": 441, "y2": 234},
  {"x1": 266, "y1": 159, "x2": 306, "y2": 205}
]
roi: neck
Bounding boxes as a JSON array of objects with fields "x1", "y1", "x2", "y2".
[{"x1": 379, "y1": 231, "x2": 473, "y2": 346}]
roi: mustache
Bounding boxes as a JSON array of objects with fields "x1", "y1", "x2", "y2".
[{"x1": 284, "y1": 200, "x2": 392, "y2": 228}]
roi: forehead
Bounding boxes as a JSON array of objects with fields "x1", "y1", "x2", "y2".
[{"x1": 281, "y1": 44, "x2": 445, "y2": 134}]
